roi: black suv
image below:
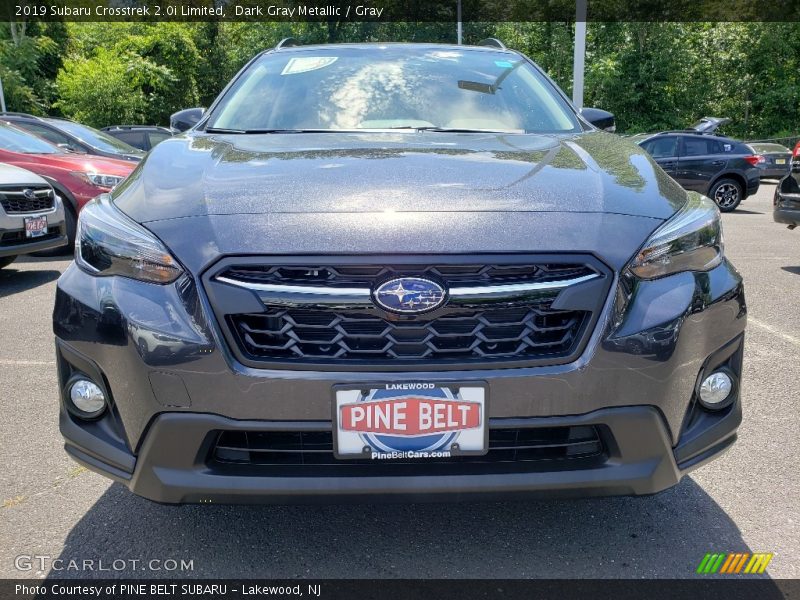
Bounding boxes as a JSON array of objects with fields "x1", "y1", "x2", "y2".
[
  {"x1": 1, "y1": 113, "x2": 144, "y2": 162},
  {"x1": 636, "y1": 132, "x2": 760, "y2": 211},
  {"x1": 774, "y1": 141, "x2": 800, "y2": 228}
]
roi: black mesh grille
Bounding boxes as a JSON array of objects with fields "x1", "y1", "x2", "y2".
[
  {"x1": 0, "y1": 187, "x2": 54, "y2": 214},
  {"x1": 230, "y1": 305, "x2": 585, "y2": 362},
  {"x1": 223, "y1": 263, "x2": 594, "y2": 287},
  {"x1": 209, "y1": 258, "x2": 607, "y2": 368},
  {"x1": 209, "y1": 425, "x2": 606, "y2": 475}
]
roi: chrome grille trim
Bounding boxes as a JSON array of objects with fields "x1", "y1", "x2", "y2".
[{"x1": 215, "y1": 272, "x2": 600, "y2": 307}]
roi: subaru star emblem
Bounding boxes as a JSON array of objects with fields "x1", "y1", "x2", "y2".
[
  {"x1": 373, "y1": 277, "x2": 447, "y2": 314},
  {"x1": 22, "y1": 188, "x2": 36, "y2": 201}
]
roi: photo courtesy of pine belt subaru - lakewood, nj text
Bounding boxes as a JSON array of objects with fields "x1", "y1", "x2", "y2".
[{"x1": 53, "y1": 41, "x2": 746, "y2": 504}]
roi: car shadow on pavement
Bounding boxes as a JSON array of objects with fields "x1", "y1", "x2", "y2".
[
  {"x1": 731, "y1": 209, "x2": 764, "y2": 215},
  {"x1": 0, "y1": 267, "x2": 61, "y2": 298},
  {"x1": 51, "y1": 476, "x2": 780, "y2": 582}
]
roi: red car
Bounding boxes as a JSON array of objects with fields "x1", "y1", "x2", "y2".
[{"x1": 0, "y1": 121, "x2": 135, "y2": 246}]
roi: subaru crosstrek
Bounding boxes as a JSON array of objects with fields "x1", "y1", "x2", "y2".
[{"x1": 54, "y1": 43, "x2": 745, "y2": 504}]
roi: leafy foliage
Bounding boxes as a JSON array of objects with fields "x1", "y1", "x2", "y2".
[{"x1": 0, "y1": 20, "x2": 797, "y2": 138}]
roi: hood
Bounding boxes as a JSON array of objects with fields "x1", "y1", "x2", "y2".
[
  {"x1": 0, "y1": 162, "x2": 48, "y2": 186},
  {"x1": 113, "y1": 131, "x2": 687, "y2": 223}
]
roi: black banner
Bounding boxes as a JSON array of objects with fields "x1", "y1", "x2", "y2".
[
  {"x1": 3, "y1": 579, "x2": 800, "y2": 600},
  {"x1": 2, "y1": 0, "x2": 800, "y2": 22}
]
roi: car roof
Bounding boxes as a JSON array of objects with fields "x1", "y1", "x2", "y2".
[
  {"x1": 272, "y1": 42, "x2": 515, "y2": 53},
  {"x1": 102, "y1": 125, "x2": 171, "y2": 132},
  {"x1": 636, "y1": 131, "x2": 741, "y2": 144}
]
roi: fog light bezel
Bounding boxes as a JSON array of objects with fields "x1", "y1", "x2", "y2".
[
  {"x1": 696, "y1": 368, "x2": 737, "y2": 411},
  {"x1": 65, "y1": 375, "x2": 108, "y2": 420}
]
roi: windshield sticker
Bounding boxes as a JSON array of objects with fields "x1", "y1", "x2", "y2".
[
  {"x1": 494, "y1": 60, "x2": 514, "y2": 68},
  {"x1": 281, "y1": 56, "x2": 338, "y2": 75}
]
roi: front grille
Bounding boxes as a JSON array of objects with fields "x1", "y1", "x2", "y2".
[
  {"x1": 206, "y1": 256, "x2": 609, "y2": 369},
  {"x1": 223, "y1": 262, "x2": 595, "y2": 287},
  {"x1": 0, "y1": 187, "x2": 55, "y2": 214},
  {"x1": 209, "y1": 425, "x2": 607, "y2": 476},
  {"x1": 230, "y1": 305, "x2": 585, "y2": 361}
]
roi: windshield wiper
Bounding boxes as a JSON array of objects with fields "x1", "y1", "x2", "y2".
[
  {"x1": 387, "y1": 126, "x2": 522, "y2": 134},
  {"x1": 205, "y1": 127, "x2": 345, "y2": 134}
]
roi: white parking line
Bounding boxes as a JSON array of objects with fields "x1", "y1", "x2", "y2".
[
  {"x1": 749, "y1": 317, "x2": 800, "y2": 348},
  {"x1": 0, "y1": 359, "x2": 56, "y2": 366}
]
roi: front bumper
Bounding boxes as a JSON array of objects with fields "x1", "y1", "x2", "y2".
[
  {"x1": 0, "y1": 204, "x2": 67, "y2": 257},
  {"x1": 53, "y1": 258, "x2": 746, "y2": 504},
  {"x1": 773, "y1": 187, "x2": 800, "y2": 227},
  {"x1": 759, "y1": 167, "x2": 791, "y2": 179}
]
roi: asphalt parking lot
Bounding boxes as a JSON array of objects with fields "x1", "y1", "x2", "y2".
[{"x1": 1, "y1": 182, "x2": 798, "y2": 580}]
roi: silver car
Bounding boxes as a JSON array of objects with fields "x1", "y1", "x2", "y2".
[{"x1": 0, "y1": 162, "x2": 68, "y2": 269}]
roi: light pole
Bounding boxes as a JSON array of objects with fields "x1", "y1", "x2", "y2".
[
  {"x1": 572, "y1": 0, "x2": 587, "y2": 108},
  {"x1": 0, "y1": 76, "x2": 6, "y2": 113},
  {"x1": 457, "y1": 0, "x2": 462, "y2": 45}
]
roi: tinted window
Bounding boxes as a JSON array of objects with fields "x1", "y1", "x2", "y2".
[
  {"x1": 0, "y1": 122, "x2": 60, "y2": 153},
  {"x1": 147, "y1": 131, "x2": 171, "y2": 147},
  {"x1": 683, "y1": 137, "x2": 713, "y2": 156},
  {"x1": 16, "y1": 122, "x2": 74, "y2": 148},
  {"x1": 47, "y1": 120, "x2": 141, "y2": 153},
  {"x1": 112, "y1": 131, "x2": 147, "y2": 149},
  {"x1": 208, "y1": 47, "x2": 580, "y2": 133},
  {"x1": 642, "y1": 136, "x2": 678, "y2": 159}
]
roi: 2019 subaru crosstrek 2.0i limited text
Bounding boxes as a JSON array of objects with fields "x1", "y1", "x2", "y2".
[{"x1": 54, "y1": 43, "x2": 745, "y2": 504}]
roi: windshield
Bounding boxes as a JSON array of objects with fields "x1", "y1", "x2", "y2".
[
  {"x1": 207, "y1": 46, "x2": 580, "y2": 133},
  {"x1": 48, "y1": 120, "x2": 142, "y2": 154},
  {"x1": 0, "y1": 122, "x2": 61, "y2": 154}
]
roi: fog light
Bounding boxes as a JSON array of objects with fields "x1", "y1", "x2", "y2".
[
  {"x1": 68, "y1": 379, "x2": 106, "y2": 418},
  {"x1": 699, "y1": 372, "x2": 733, "y2": 408}
]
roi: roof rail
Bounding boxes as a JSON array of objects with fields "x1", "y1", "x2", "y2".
[
  {"x1": 477, "y1": 38, "x2": 507, "y2": 50},
  {"x1": 275, "y1": 37, "x2": 300, "y2": 49},
  {"x1": 0, "y1": 111, "x2": 40, "y2": 119}
]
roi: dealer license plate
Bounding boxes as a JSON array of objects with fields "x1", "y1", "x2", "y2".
[
  {"x1": 334, "y1": 382, "x2": 487, "y2": 460},
  {"x1": 24, "y1": 215, "x2": 47, "y2": 238}
]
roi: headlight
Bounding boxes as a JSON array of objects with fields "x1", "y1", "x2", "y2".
[
  {"x1": 72, "y1": 171, "x2": 125, "y2": 189},
  {"x1": 75, "y1": 194, "x2": 183, "y2": 284},
  {"x1": 628, "y1": 193, "x2": 723, "y2": 279}
]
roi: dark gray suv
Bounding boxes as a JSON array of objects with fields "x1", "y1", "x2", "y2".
[
  {"x1": 636, "y1": 131, "x2": 760, "y2": 212},
  {"x1": 54, "y1": 43, "x2": 745, "y2": 504}
]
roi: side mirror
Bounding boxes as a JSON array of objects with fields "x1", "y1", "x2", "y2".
[
  {"x1": 57, "y1": 143, "x2": 83, "y2": 153},
  {"x1": 581, "y1": 107, "x2": 616, "y2": 133},
  {"x1": 170, "y1": 107, "x2": 205, "y2": 133}
]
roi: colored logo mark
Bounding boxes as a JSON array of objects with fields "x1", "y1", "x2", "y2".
[{"x1": 696, "y1": 552, "x2": 773, "y2": 574}]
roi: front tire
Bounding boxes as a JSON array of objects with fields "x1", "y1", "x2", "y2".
[
  {"x1": 64, "y1": 205, "x2": 77, "y2": 251},
  {"x1": 710, "y1": 178, "x2": 743, "y2": 212},
  {"x1": 0, "y1": 255, "x2": 17, "y2": 269}
]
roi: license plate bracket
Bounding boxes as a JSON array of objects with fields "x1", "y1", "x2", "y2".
[
  {"x1": 24, "y1": 215, "x2": 48, "y2": 238},
  {"x1": 333, "y1": 382, "x2": 488, "y2": 460}
]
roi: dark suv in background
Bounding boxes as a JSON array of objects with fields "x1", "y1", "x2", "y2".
[
  {"x1": 1, "y1": 113, "x2": 144, "y2": 162},
  {"x1": 636, "y1": 132, "x2": 760, "y2": 211}
]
